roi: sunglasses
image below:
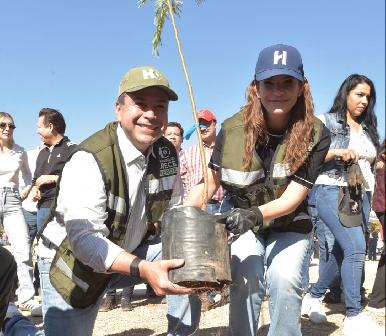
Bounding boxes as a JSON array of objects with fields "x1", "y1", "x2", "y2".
[{"x1": 0, "y1": 122, "x2": 16, "y2": 130}]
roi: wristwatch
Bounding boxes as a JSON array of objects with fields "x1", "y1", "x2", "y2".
[{"x1": 130, "y1": 257, "x2": 142, "y2": 278}]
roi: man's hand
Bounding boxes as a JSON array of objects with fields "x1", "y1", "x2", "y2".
[
  {"x1": 31, "y1": 186, "x2": 41, "y2": 201},
  {"x1": 35, "y1": 175, "x2": 59, "y2": 188},
  {"x1": 225, "y1": 206, "x2": 263, "y2": 235},
  {"x1": 20, "y1": 185, "x2": 32, "y2": 201},
  {"x1": 138, "y1": 259, "x2": 194, "y2": 296}
]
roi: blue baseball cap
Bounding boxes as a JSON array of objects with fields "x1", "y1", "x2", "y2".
[{"x1": 255, "y1": 44, "x2": 304, "y2": 81}]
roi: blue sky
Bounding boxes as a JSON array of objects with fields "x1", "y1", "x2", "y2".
[{"x1": 1, "y1": 0, "x2": 385, "y2": 150}]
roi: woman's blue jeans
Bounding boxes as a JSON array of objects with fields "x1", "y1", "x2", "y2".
[
  {"x1": 308, "y1": 187, "x2": 341, "y2": 295},
  {"x1": 0, "y1": 188, "x2": 35, "y2": 303},
  {"x1": 309, "y1": 185, "x2": 370, "y2": 316}
]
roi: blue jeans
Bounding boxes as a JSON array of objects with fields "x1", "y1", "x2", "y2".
[
  {"x1": 206, "y1": 193, "x2": 233, "y2": 215},
  {"x1": 22, "y1": 209, "x2": 37, "y2": 245},
  {"x1": 168, "y1": 230, "x2": 310, "y2": 336},
  {"x1": 0, "y1": 188, "x2": 35, "y2": 303},
  {"x1": 3, "y1": 315, "x2": 44, "y2": 336},
  {"x1": 38, "y1": 234, "x2": 188, "y2": 336},
  {"x1": 36, "y1": 207, "x2": 51, "y2": 232},
  {"x1": 314, "y1": 215, "x2": 341, "y2": 294},
  {"x1": 308, "y1": 188, "x2": 341, "y2": 295},
  {"x1": 309, "y1": 185, "x2": 370, "y2": 316}
]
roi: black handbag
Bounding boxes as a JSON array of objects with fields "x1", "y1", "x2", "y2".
[{"x1": 338, "y1": 162, "x2": 364, "y2": 227}]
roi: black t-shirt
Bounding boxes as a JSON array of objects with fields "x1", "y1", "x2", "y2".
[
  {"x1": 209, "y1": 126, "x2": 331, "y2": 189},
  {"x1": 33, "y1": 136, "x2": 76, "y2": 208}
]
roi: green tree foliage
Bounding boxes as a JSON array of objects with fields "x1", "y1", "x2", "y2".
[{"x1": 138, "y1": 0, "x2": 204, "y2": 56}]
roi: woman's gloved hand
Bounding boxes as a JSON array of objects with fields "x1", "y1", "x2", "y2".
[{"x1": 225, "y1": 206, "x2": 263, "y2": 235}]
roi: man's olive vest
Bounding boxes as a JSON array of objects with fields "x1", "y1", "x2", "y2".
[
  {"x1": 49, "y1": 122, "x2": 179, "y2": 308},
  {"x1": 220, "y1": 112, "x2": 323, "y2": 233}
]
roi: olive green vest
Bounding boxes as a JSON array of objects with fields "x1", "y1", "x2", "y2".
[
  {"x1": 220, "y1": 112, "x2": 323, "y2": 233},
  {"x1": 49, "y1": 122, "x2": 178, "y2": 308}
]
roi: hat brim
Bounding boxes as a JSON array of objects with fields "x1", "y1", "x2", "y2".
[
  {"x1": 255, "y1": 68, "x2": 304, "y2": 81},
  {"x1": 124, "y1": 84, "x2": 178, "y2": 101},
  {"x1": 198, "y1": 116, "x2": 216, "y2": 122}
]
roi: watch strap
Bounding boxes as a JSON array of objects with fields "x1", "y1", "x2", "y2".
[{"x1": 130, "y1": 257, "x2": 142, "y2": 278}]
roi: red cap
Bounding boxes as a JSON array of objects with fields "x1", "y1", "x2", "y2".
[{"x1": 197, "y1": 109, "x2": 216, "y2": 122}]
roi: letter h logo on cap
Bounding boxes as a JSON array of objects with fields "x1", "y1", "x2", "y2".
[
  {"x1": 255, "y1": 44, "x2": 304, "y2": 82},
  {"x1": 273, "y1": 50, "x2": 287, "y2": 65}
]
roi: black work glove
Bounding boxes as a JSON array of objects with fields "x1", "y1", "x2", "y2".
[{"x1": 225, "y1": 206, "x2": 263, "y2": 235}]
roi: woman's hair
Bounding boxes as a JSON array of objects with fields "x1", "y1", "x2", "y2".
[
  {"x1": 0, "y1": 112, "x2": 15, "y2": 147},
  {"x1": 242, "y1": 79, "x2": 315, "y2": 172},
  {"x1": 377, "y1": 139, "x2": 386, "y2": 158},
  {"x1": 328, "y1": 74, "x2": 380, "y2": 149}
]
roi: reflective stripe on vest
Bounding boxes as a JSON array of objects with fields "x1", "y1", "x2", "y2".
[
  {"x1": 272, "y1": 162, "x2": 291, "y2": 179},
  {"x1": 148, "y1": 174, "x2": 177, "y2": 194},
  {"x1": 107, "y1": 192, "x2": 126, "y2": 215},
  {"x1": 221, "y1": 167, "x2": 265, "y2": 186}
]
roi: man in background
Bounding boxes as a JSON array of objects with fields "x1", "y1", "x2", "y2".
[
  {"x1": 164, "y1": 121, "x2": 184, "y2": 153},
  {"x1": 180, "y1": 109, "x2": 231, "y2": 214},
  {"x1": 31, "y1": 108, "x2": 76, "y2": 232}
]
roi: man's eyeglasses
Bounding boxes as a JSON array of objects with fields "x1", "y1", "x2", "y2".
[{"x1": 0, "y1": 122, "x2": 16, "y2": 130}]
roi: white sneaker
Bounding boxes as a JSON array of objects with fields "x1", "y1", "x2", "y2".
[
  {"x1": 366, "y1": 305, "x2": 386, "y2": 314},
  {"x1": 301, "y1": 293, "x2": 327, "y2": 324},
  {"x1": 343, "y1": 311, "x2": 385, "y2": 336},
  {"x1": 18, "y1": 298, "x2": 42, "y2": 317}
]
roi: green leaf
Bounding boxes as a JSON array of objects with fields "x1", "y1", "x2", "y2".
[{"x1": 138, "y1": 0, "x2": 183, "y2": 55}]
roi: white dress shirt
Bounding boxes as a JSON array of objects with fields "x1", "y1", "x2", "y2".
[{"x1": 38, "y1": 124, "x2": 183, "y2": 272}]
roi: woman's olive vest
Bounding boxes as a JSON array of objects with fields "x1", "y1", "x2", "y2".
[
  {"x1": 49, "y1": 122, "x2": 178, "y2": 308},
  {"x1": 220, "y1": 112, "x2": 323, "y2": 233}
]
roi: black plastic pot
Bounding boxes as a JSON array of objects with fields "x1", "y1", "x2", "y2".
[{"x1": 162, "y1": 206, "x2": 231, "y2": 289}]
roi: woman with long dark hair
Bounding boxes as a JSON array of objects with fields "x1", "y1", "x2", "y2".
[
  {"x1": 302, "y1": 74, "x2": 383, "y2": 335},
  {"x1": 169, "y1": 44, "x2": 331, "y2": 336}
]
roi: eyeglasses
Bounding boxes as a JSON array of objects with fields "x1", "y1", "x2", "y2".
[{"x1": 0, "y1": 122, "x2": 16, "y2": 130}]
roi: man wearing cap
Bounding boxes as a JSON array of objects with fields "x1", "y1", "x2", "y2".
[
  {"x1": 180, "y1": 109, "x2": 231, "y2": 214},
  {"x1": 36, "y1": 65, "x2": 193, "y2": 336}
]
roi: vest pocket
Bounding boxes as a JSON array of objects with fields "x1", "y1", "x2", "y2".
[{"x1": 49, "y1": 238, "x2": 112, "y2": 308}]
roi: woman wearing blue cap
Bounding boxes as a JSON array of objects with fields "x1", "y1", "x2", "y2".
[{"x1": 168, "y1": 44, "x2": 332, "y2": 336}]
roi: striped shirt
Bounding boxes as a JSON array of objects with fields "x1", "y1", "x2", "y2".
[{"x1": 180, "y1": 143, "x2": 224, "y2": 202}]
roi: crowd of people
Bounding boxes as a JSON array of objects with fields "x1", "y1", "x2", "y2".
[{"x1": 0, "y1": 43, "x2": 385, "y2": 336}]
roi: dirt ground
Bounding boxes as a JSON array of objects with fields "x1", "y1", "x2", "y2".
[{"x1": 29, "y1": 257, "x2": 385, "y2": 335}]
